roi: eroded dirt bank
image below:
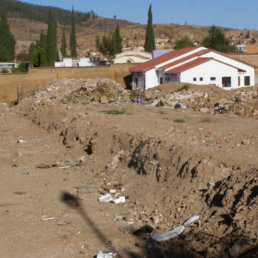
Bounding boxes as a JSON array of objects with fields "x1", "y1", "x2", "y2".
[{"x1": 0, "y1": 79, "x2": 257, "y2": 257}]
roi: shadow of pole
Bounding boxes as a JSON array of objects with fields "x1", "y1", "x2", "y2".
[{"x1": 61, "y1": 192, "x2": 121, "y2": 258}]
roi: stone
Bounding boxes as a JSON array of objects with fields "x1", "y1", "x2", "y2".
[
  {"x1": 199, "y1": 107, "x2": 210, "y2": 113},
  {"x1": 100, "y1": 96, "x2": 108, "y2": 104}
]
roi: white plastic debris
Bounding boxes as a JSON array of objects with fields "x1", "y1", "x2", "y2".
[
  {"x1": 57, "y1": 221, "x2": 68, "y2": 226},
  {"x1": 17, "y1": 139, "x2": 26, "y2": 144},
  {"x1": 112, "y1": 196, "x2": 126, "y2": 204},
  {"x1": 41, "y1": 215, "x2": 55, "y2": 221},
  {"x1": 109, "y1": 189, "x2": 116, "y2": 194},
  {"x1": 184, "y1": 215, "x2": 200, "y2": 226},
  {"x1": 97, "y1": 249, "x2": 117, "y2": 258},
  {"x1": 98, "y1": 193, "x2": 113, "y2": 203},
  {"x1": 152, "y1": 225, "x2": 185, "y2": 241}
]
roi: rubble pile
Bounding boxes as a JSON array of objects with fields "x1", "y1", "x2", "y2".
[
  {"x1": 26, "y1": 78, "x2": 130, "y2": 106},
  {"x1": 145, "y1": 85, "x2": 258, "y2": 117}
]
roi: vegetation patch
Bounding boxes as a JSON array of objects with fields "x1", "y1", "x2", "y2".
[
  {"x1": 99, "y1": 109, "x2": 125, "y2": 115},
  {"x1": 173, "y1": 119, "x2": 185, "y2": 123},
  {"x1": 157, "y1": 110, "x2": 168, "y2": 115},
  {"x1": 175, "y1": 85, "x2": 190, "y2": 92},
  {"x1": 200, "y1": 117, "x2": 212, "y2": 123}
]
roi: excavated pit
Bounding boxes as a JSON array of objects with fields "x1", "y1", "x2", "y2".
[{"x1": 13, "y1": 79, "x2": 258, "y2": 257}]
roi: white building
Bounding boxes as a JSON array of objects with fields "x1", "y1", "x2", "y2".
[
  {"x1": 130, "y1": 46, "x2": 255, "y2": 90},
  {"x1": 55, "y1": 57, "x2": 98, "y2": 68},
  {"x1": 0, "y1": 62, "x2": 17, "y2": 72}
]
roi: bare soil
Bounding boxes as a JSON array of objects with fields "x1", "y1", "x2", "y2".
[{"x1": 0, "y1": 79, "x2": 257, "y2": 258}]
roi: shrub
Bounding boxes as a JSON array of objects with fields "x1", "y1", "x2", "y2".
[
  {"x1": 12, "y1": 62, "x2": 28, "y2": 73},
  {"x1": 175, "y1": 85, "x2": 190, "y2": 92},
  {"x1": 99, "y1": 109, "x2": 125, "y2": 115},
  {"x1": 1, "y1": 68, "x2": 9, "y2": 73},
  {"x1": 173, "y1": 119, "x2": 185, "y2": 123}
]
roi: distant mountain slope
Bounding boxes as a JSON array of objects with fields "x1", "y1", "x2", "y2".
[{"x1": 0, "y1": 0, "x2": 95, "y2": 25}]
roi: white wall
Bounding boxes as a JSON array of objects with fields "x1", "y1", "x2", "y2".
[
  {"x1": 202, "y1": 52, "x2": 255, "y2": 86},
  {"x1": 180, "y1": 60, "x2": 239, "y2": 89},
  {"x1": 145, "y1": 69, "x2": 159, "y2": 89},
  {"x1": 79, "y1": 58, "x2": 96, "y2": 66}
]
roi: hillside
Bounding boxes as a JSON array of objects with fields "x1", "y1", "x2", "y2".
[{"x1": 3, "y1": 0, "x2": 258, "y2": 56}]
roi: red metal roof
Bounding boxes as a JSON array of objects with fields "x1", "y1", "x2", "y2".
[
  {"x1": 166, "y1": 57, "x2": 246, "y2": 74},
  {"x1": 130, "y1": 46, "x2": 201, "y2": 72},
  {"x1": 166, "y1": 58, "x2": 212, "y2": 73},
  {"x1": 159, "y1": 49, "x2": 210, "y2": 70}
]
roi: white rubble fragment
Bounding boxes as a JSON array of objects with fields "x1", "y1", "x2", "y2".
[
  {"x1": 184, "y1": 215, "x2": 200, "y2": 226},
  {"x1": 112, "y1": 196, "x2": 126, "y2": 204},
  {"x1": 98, "y1": 193, "x2": 113, "y2": 203},
  {"x1": 152, "y1": 225, "x2": 185, "y2": 241}
]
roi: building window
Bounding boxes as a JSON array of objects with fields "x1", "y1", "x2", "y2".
[
  {"x1": 222, "y1": 77, "x2": 231, "y2": 87},
  {"x1": 200, "y1": 77, "x2": 203, "y2": 81},
  {"x1": 244, "y1": 76, "x2": 250, "y2": 86},
  {"x1": 193, "y1": 77, "x2": 196, "y2": 81},
  {"x1": 210, "y1": 77, "x2": 216, "y2": 81}
]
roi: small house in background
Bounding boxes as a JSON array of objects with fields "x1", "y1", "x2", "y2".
[
  {"x1": 130, "y1": 46, "x2": 255, "y2": 90},
  {"x1": 152, "y1": 50, "x2": 171, "y2": 58},
  {"x1": 113, "y1": 50, "x2": 152, "y2": 64},
  {"x1": 55, "y1": 57, "x2": 99, "y2": 68},
  {"x1": 0, "y1": 62, "x2": 17, "y2": 73}
]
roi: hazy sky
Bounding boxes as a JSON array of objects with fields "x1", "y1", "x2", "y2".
[{"x1": 19, "y1": 0, "x2": 258, "y2": 30}]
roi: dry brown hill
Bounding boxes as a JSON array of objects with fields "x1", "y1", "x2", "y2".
[{"x1": 9, "y1": 17, "x2": 258, "y2": 57}]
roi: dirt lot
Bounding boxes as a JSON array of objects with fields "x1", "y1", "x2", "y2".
[{"x1": 0, "y1": 78, "x2": 257, "y2": 258}]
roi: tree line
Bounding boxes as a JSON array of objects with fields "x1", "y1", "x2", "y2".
[{"x1": 28, "y1": 9, "x2": 77, "y2": 67}]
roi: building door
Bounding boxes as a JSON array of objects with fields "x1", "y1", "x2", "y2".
[
  {"x1": 160, "y1": 77, "x2": 163, "y2": 84},
  {"x1": 222, "y1": 77, "x2": 231, "y2": 87}
]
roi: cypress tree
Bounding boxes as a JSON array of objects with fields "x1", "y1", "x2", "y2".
[
  {"x1": 46, "y1": 10, "x2": 57, "y2": 66},
  {"x1": 144, "y1": 5, "x2": 155, "y2": 53},
  {"x1": 0, "y1": 10, "x2": 16, "y2": 61},
  {"x1": 61, "y1": 26, "x2": 67, "y2": 57},
  {"x1": 28, "y1": 42, "x2": 35, "y2": 61},
  {"x1": 70, "y1": 8, "x2": 77, "y2": 58},
  {"x1": 112, "y1": 25, "x2": 122, "y2": 54},
  {"x1": 37, "y1": 30, "x2": 47, "y2": 49}
]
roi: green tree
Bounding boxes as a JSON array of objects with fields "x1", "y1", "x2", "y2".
[
  {"x1": 61, "y1": 26, "x2": 67, "y2": 57},
  {"x1": 70, "y1": 8, "x2": 77, "y2": 57},
  {"x1": 36, "y1": 30, "x2": 47, "y2": 49},
  {"x1": 112, "y1": 25, "x2": 122, "y2": 54},
  {"x1": 32, "y1": 47, "x2": 47, "y2": 67},
  {"x1": 46, "y1": 10, "x2": 57, "y2": 66},
  {"x1": 0, "y1": 10, "x2": 16, "y2": 61},
  {"x1": 0, "y1": 45, "x2": 8, "y2": 61},
  {"x1": 96, "y1": 35, "x2": 115, "y2": 62},
  {"x1": 202, "y1": 25, "x2": 237, "y2": 53},
  {"x1": 174, "y1": 37, "x2": 194, "y2": 50},
  {"x1": 144, "y1": 4, "x2": 155, "y2": 53},
  {"x1": 28, "y1": 42, "x2": 35, "y2": 61}
]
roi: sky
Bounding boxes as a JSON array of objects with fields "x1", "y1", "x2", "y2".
[{"x1": 19, "y1": 0, "x2": 258, "y2": 30}]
